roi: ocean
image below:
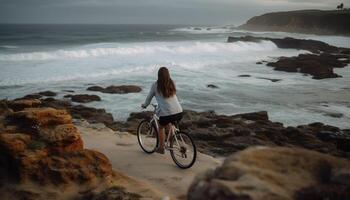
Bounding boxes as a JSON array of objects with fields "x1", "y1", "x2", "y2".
[{"x1": 0, "y1": 24, "x2": 349, "y2": 128}]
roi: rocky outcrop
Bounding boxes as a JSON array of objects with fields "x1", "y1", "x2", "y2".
[
  {"x1": 37, "y1": 98, "x2": 117, "y2": 130},
  {"x1": 238, "y1": 10, "x2": 350, "y2": 36},
  {"x1": 267, "y1": 53, "x2": 350, "y2": 79},
  {"x1": 121, "y1": 110, "x2": 350, "y2": 159},
  {"x1": 227, "y1": 36, "x2": 343, "y2": 53},
  {"x1": 69, "y1": 94, "x2": 101, "y2": 103},
  {"x1": 87, "y1": 85, "x2": 142, "y2": 94},
  {"x1": 38, "y1": 91, "x2": 57, "y2": 97},
  {"x1": 188, "y1": 147, "x2": 350, "y2": 200},
  {"x1": 0, "y1": 99, "x2": 140, "y2": 200},
  {"x1": 228, "y1": 36, "x2": 350, "y2": 79}
]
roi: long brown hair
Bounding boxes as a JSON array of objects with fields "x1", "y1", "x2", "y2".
[{"x1": 157, "y1": 67, "x2": 176, "y2": 98}]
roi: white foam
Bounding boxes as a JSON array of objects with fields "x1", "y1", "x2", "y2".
[
  {"x1": 172, "y1": 27, "x2": 234, "y2": 34},
  {"x1": 0, "y1": 41, "x2": 277, "y2": 61}
]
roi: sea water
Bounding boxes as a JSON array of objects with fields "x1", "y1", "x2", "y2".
[{"x1": 0, "y1": 24, "x2": 349, "y2": 128}]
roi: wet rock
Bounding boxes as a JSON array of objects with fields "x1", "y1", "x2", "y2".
[
  {"x1": 85, "y1": 186, "x2": 141, "y2": 200},
  {"x1": 87, "y1": 86, "x2": 104, "y2": 92},
  {"x1": 87, "y1": 85, "x2": 142, "y2": 94},
  {"x1": 207, "y1": 84, "x2": 219, "y2": 89},
  {"x1": 121, "y1": 109, "x2": 350, "y2": 158},
  {"x1": 238, "y1": 74, "x2": 251, "y2": 77},
  {"x1": 69, "y1": 105, "x2": 115, "y2": 129},
  {"x1": 7, "y1": 99, "x2": 41, "y2": 111},
  {"x1": 227, "y1": 36, "x2": 341, "y2": 53},
  {"x1": 267, "y1": 53, "x2": 350, "y2": 79},
  {"x1": 324, "y1": 112, "x2": 344, "y2": 118},
  {"x1": 38, "y1": 91, "x2": 57, "y2": 97},
  {"x1": 70, "y1": 94, "x2": 101, "y2": 103},
  {"x1": 17, "y1": 94, "x2": 43, "y2": 100},
  {"x1": 188, "y1": 147, "x2": 350, "y2": 200},
  {"x1": 62, "y1": 90, "x2": 74, "y2": 93},
  {"x1": 256, "y1": 77, "x2": 282, "y2": 82},
  {"x1": 194, "y1": 27, "x2": 201, "y2": 30}
]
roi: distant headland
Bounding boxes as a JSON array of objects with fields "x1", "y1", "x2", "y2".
[{"x1": 239, "y1": 9, "x2": 350, "y2": 36}]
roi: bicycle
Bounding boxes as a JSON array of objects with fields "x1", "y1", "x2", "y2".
[{"x1": 137, "y1": 104, "x2": 197, "y2": 169}]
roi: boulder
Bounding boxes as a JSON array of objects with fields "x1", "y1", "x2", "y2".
[
  {"x1": 39, "y1": 124, "x2": 83, "y2": 153},
  {"x1": 207, "y1": 84, "x2": 219, "y2": 89},
  {"x1": 120, "y1": 110, "x2": 350, "y2": 159},
  {"x1": 188, "y1": 147, "x2": 350, "y2": 200},
  {"x1": 69, "y1": 105, "x2": 115, "y2": 129},
  {"x1": 227, "y1": 36, "x2": 340, "y2": 53},
  {"x1": 87, "y1": 86, "x2": 104, "y2": 92},
  {"x1": 0, "y1": 133, "x2": 31, "y2": 156},
  {"x1": 12, "y1": 149, "x2": 113, "y2": 185},
  {"x1": 8, "y1": 108, "x2": 72, "y2": 129},
  {"x1": 266, "y1": 53, "x2": 349, "y2": 79},
  {"x1": 7, "y1": 99, "x2": 41, "y2": 111},
  {"x1": 38, "y1": 91, "x2": 57, "y2": 97},
  {"x1": 87, "y1": 85, "x2": 142, "y2": 94},
  {"x1": 70, "y1": 94, "x2": 101, "y2": 103}
]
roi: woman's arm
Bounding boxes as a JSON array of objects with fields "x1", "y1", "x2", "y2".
[{"x1": 142, "y1": 83, "x2": 156, "y2": 108}]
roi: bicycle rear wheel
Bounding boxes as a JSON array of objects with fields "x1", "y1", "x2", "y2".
[
  {"x1": 137, "y1": 120, "x2": 158, "y2": 154},
  {"x1": 169, "y1": 131, "x2": 196, "y2": 169}
]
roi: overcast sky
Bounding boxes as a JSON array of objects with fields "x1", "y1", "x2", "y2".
[{"x1": 0, "y1": 0, "x2": 348, "y2": 25}]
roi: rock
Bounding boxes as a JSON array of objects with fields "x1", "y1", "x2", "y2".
[
  {"x1": 0, "y1": 101, "x2": 117, "y2": 200},
  {"x1": 238, "y1": 10, "x2": 350, "y2": 36},
  {"x1": 38, "y1": 91, "x2": 57, "y2": 97},
  {"x1": 324, "y1": 112, "x2": 344, "y2": 118},
  {"x1": 70, "y1": 94, "x2": 101, "y2": 103},
  {"x1": 234, "y1": 111, "x2": 269, "y2": 121},
  {"x1": 69, "y1": 105, "x2": 115, "y2": 129},
  {"x1": 227, "y1": 36, "x2": 341, "y2": 53},
  {"x1": 87, "y1": 85, "x2": 142, "y2": 94},
  {"x1": 87, "y1": 86, "x2": 104, "y2": 92},
  {"x1": 194, "y1": 27, "x2": 201, "y2": 30},
  {"x1": 39, "y1": 124, "x2": 83, "y2": 153},
  {"x1": 120, "y1": 109, "x2": 350, "y2": 159},
  {"x1": 188, "y1": 147, "x2": 350, "y2": 200},
  {"x1": 63, "y1": 94, "x2": 73, "y2": 98},
  {"x1": 62, "y1": 90, "x2": 74, "y2": 93},
  {"x1": 7, "y1": 99, "x2": 41, "y2": 111},
  {"x1": 8, "y1": 108, "x2": 72, "y2": 129},
  {"x1": 256, "y1": 61, "x2": 263, "y2": 64},
  {"x1": 39, "y1": 98, "x2": 117, "y2": 130},
  {"x1": 256, "y1": 77, "x2": 282, "y2": 82},
  {"x1": 85, "y1": 186, "x2": 141, "y2": 200},
  {"x1": 207, "y1": 84, "x2": 219, "y2": 89},
  {"x1": 12, "y1": 149, "x2": 113, "y2": 185},
  {"x1": 266, "y1": 53, "x2": 349, "y2": 79},
  {"x1": 0, "y1": 133, "x2": 31, "y2": 156},
  {"x1": 17, "y1": 93, "x2": 43, "y2": 100},
  {"x1": 238, "y1": 74, "x2": 251, "y2": 77}
]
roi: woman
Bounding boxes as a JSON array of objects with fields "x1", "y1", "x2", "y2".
[{"x1": 141, "y1": 67, "x2": 183, "y2": 154}]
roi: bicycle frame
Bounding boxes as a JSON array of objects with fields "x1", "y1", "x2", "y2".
[{"x1": 149, "y1": 104, "x2": 183, "y2": 150}]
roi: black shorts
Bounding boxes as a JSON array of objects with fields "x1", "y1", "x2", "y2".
[{"x1": 159, "y1": 112, "x2": 183, "y2": 126}]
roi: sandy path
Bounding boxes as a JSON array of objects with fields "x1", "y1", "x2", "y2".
[{"x1": 78, "y1": 125, "x2": 221, "y2": 200}]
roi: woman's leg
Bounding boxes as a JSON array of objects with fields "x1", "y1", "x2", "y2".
[{"x1": 159, "y1": 125, "x2": 165, "y2": 149}]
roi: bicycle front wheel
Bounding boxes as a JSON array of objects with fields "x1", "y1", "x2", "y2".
[
  {"x1": 137, "y1": 120, "x2": 158, "y2": 154},
  {"x1": 170, "y1": 132, "x2": 197, "y2": 169}
]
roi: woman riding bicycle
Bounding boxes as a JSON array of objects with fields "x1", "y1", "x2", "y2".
[{"x1": 141, "y1": 67, "x2": 183, "y2": 154}]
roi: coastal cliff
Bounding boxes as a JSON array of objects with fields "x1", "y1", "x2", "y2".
[{"x1": 239, "y1": 10, "x2": 350, "y2": 35}]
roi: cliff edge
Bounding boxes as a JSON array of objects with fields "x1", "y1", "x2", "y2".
[{"x1": 239, "y1": 10, "x2": 350, "y2": 36}]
